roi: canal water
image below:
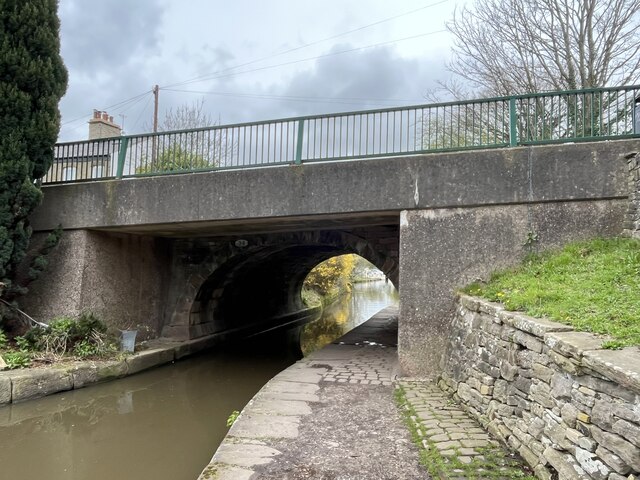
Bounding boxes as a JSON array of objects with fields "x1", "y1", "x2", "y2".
[{"x1": 0, "y1": 280, "x2": 397, "y2": 480}]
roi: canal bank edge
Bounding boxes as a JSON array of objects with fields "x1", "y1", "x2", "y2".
[
  {"x1": 0, "y1": 334, "x2": 218, "y2": 405},
  {"x1": 196, "y1": 306, "x2": 425, "y2": 480},
  {"x1": 440, "y1": 294, "x2": 640, "y2": 480}
]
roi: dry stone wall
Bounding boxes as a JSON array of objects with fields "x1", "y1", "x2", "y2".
[{"x1": 440, "y1": 295, "x2": 640, "y2": 480}]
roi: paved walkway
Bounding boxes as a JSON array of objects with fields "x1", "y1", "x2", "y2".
[
  {"x1": 198, "y1": 306, "x2": 531, "y2": 480},
  {"x1": 399, "y1": 381, "x2": 533, "y2": 479}
]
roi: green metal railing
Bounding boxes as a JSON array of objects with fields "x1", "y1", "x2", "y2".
[{"x1": 45, "y1": 85, "x2": 640, "y2": 184}]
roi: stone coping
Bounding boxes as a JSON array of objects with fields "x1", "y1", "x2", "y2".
[
  {"x1": 0, "y1": 334, "x2": 218, "y2": 406},
  {"x1": 458, "y1": 294, "x2": 640, "y2": 394}
]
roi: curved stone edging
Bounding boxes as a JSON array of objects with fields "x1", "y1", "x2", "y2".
[
  {"x1": 0, "y1": 334, "x2": 218, "y2": 406},
  {"x1": 197, "y1": 357, "x2": 323, "y2": 480},
  {"x1": 197, "y1": 306, "x2": 403, "y2": 480},
  {"x1": 440, "y1": 294, "x2": 640, "y2": 480}
]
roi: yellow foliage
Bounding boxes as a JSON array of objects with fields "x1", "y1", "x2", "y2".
[{"x1": 304, "y1": 254, "x2": 356, "y2": 298}]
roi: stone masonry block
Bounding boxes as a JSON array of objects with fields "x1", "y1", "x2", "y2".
[
  {"x1": 551, "y1": 372, "x2": 574, "y2": 400},
  {"x1": 590, "y1": 425, "x2": 640, "y2": 471},
  {"x1": 0, "y1": 375, "x2": 11, "y2": 405},
  {"x1": 125, "y1": 348, "x2": 175, "y2": 375},
  {"x1": 512, "y1": 330, "x2": 544, "y2": 353},
  {"x1": 518, "y1": 349, "x2": 550, "y2": 368},
  {"x1": 543, "y1": 447, "x2": 588, "y2": 480},
  {"x1": 595, "y1": 446, "x2": 631, "y2": 476},
  {"x1": 549, "y1": 350, "x2": 582, "y2": 375},
  {"x1": 582, "y1": 348, "x2": 640, "y2": 395},
  {"x1": 575, "y1": 375, "x2": 637, "y2": 403},
  {"x1": 575, "y1": 447, "x2": 612, "y2": 480},
  {"x1": 497, "y1": 309, "x2": 574, "y2": 338},
  {"x1": 612, "y1": 420, "x2": 640, "y2": 448},
  {"x1": 561, "y1": 402, "x2": 580, "y2": 429},
  {"x1": 544, "y1": 331, "x2": 606, "y2": 361},
  {"x1": 9, "y1": 369, "x2": 72, "y2": 402},
  {"x1": 532, "y1": 363, "x2": 555, "y2": 383}
]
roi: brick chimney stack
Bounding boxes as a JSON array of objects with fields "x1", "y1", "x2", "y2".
[{"x1": 88, "y1": 110, "x2": 122, "y2": 139}]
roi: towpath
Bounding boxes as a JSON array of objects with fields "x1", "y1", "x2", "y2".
[{"x1": 199, "y1": 306, "x2": 530, "y2": 479}]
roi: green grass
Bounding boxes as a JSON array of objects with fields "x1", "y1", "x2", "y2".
[{"x1": 462, "y1": 237, "x2": 640, "y2": 347}]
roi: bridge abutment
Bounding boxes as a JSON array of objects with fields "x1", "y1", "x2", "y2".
[
  {"x1": 624, "y1": 151, "x2": 640, "y2": 238},
  {"x1": 398, "y1": 199, "x2": 627, "y2": 377},
  {"x1": 21, "y1": 230, "x2": 170, "y2": 337}
]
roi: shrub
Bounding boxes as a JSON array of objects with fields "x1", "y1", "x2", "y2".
[
  {"x1": 16, "y1": 312, "x2": 116, "y2": 360},
  {"x1": 3, "y1": 351, "x2": 31, "y2": 369}
]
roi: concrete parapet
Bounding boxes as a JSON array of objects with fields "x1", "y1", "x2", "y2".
[{"x1": 31, "y1": 140, "x2": 633, "y2": 233}]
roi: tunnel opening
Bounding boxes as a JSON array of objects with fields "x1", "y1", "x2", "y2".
[
  {"x1": 177, "y1": 227, "x2": 399, "y2": 351},
  {"x1": 299, "y1": 253, "x2": 398, "y2": 356},
  {"x1": 190, "y1": 245, "x2": 348, "y2": 340}
]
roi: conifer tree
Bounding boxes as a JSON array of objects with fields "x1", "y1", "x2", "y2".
[{"x1": 0, "y1": 0, "x2": 67, "y2": 321}]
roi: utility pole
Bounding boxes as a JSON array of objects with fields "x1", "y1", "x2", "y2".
[
  {"x1": 119, "y1": 114, "x2": 126, "y2": 135},
  {"x1": 152, "y1": 84, "x2": 159, "y2": 133},
  {"x1": 151, "y1": 85, "x2": 159, "y2": 166}
]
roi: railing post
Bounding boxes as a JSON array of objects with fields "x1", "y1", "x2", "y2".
[
  {"x1": 295, "y1": 119, "x2": 305, "y2": 164},
  {"x1": 509, "y1": 97, "x2": 518, "y2": 147},
  {"x1": 116, "y1": 136, "x2": 129, "y2": 178}
]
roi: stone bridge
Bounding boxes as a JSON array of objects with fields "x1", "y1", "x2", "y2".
[{"x1": 24, "y1": 139, "x2": 635, "y2": 376}]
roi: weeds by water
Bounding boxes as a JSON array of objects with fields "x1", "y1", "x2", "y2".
[{"x1": 0, "y1": 312, "x2": 119, "y2": 369}]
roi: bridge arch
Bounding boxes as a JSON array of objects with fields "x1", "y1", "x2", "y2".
[{"x1": 162, "y1": 229, "x2": 398, "y2": 340}]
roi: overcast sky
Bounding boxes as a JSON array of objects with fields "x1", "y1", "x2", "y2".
[{"x1": 57, "y1": 1, "x2": 464, "y2": 141}]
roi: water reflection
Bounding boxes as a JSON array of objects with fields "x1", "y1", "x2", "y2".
[
  {"x1": 300, "y1": 280, "x2": 398, "y2": 355},
  {"x1": 0, "y1": 348, "x2": 291, "y2": 480},
  {"x1": 0, "y1": 280, "x2": 397, "y2": 480}
]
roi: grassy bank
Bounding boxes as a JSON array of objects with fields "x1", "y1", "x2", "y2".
[{"x1": 463, "y1": 238, "x2": 640, "y2": 348}]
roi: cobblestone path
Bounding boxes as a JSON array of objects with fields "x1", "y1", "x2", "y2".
[{"x1": 400, "y1": 381, "x2": 535, "y2": 480}]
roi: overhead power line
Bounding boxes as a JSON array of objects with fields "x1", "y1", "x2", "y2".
[
  {"x1": 163, "y1": 88, "x2": 423, "y2": 106},
  {"x1": 60, "y1": 2, "x2": 449, "y2": 132},
  {"x1": 60, "y1": 90, "x2": 150, "y2": 127},
  {"x1": 163, "y1": 0, "x2": 448, "y2": 90},
  {"x1": 162, "y1": 29, "x2": 447, "y2": 88}
]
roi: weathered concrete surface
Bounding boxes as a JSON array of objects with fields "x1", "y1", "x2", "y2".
[
  {"x1": 398, "y1": 199, "x2": 626, "y2": 377},
  {"x1": 21, "y1": 230, "x2": 170, "y2": 333},
  {"x1": 199, "y1": 307, "x2": 428, "y2": 480},
  {"x1": 623, "y1": 151, "x2": 640, "y2": 238},
  {"x1": 31, "y1": 140, "x2": 631, "y2": 233}
]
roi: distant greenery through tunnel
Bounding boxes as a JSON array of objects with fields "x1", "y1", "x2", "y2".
[{"x1": 300, "y1": 254, "x2": 395, "y2": 355}]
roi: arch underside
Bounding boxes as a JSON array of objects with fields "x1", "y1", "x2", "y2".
[{"x1": 162, "y1": 227, "x2": 398, "y2": 340}]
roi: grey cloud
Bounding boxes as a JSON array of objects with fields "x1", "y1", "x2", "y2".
[
  {"x1": 59, "y1": 0, "x2": 164, "y2": 76},
  {"x1": 207, "y1": 44, "x2": 449, "y2": 124}
]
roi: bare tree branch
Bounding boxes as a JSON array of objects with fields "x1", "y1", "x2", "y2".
[{"x1": 446, "y1": 0, "x2": 640, "y2": 96}]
